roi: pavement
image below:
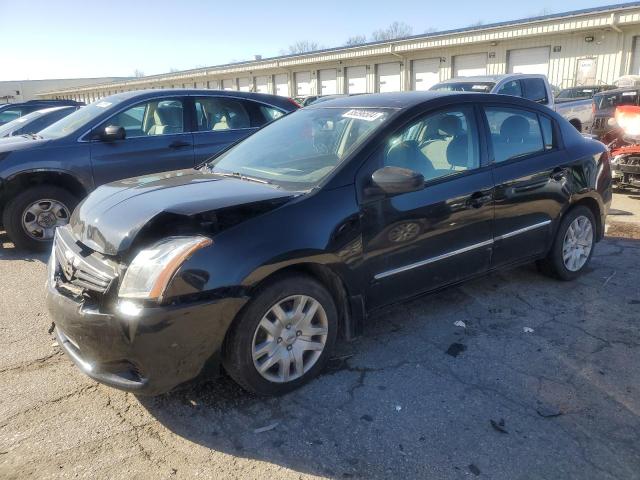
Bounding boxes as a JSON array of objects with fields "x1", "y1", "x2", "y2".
[{"x1": 1, "y1": 191, "x2": 640, "y2": 480}]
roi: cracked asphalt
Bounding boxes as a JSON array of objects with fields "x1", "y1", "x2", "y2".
[{"x1": 1, "y1": 191, "x2": 640, "y2": 480}]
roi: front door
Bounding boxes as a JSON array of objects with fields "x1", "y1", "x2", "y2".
[
  {"x1": 359, "y1": 105, "x2": 495, "y2": 309},
  {"x1": 89, "y1": 97, "x2": 194, "y2": 185},
  {"x1": 482, "y1": 105, "x2": 570, "y2": 268}
]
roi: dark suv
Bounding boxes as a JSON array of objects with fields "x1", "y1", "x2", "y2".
[{"x1": 0, "y1": 89, "x2": 298, "y2": 250}]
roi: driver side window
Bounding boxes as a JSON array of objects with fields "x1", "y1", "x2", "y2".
[
  {"x1": 383, "y1": 106, "x2": 480, "y2": 182},
  {"x1": 103, "y1": 99, "x2": 184, "y2": 138}
]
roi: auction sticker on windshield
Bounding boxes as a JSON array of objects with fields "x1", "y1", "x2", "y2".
[{"x1": 342, "y1": 109, "x2": 384, "y2": 121}]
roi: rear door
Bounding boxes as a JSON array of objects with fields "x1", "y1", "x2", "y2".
[
  {"x1": 89, "y1": 97, "x2": 195, "y2": 185},
  {"x1": 191, "y1": 95, "x2": 286, "y2": 164},
  {"x1": 483, "y1": 104, "x2": 569, "y2": 268}
]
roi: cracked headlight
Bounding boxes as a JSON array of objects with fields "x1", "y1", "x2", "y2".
[{"x1": 119, "y1": 236, "x2": 212, "y2": 301}]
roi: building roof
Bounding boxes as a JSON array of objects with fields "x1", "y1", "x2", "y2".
[{"x1": 39, "y1": 2, "x2": 640, "y2": 96}]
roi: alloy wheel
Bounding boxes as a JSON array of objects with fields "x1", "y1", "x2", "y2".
[
  {"x1": 562, "y1": 215, "x2": 593, "y2": 272},
  {"x1": 251, "y1": 294, "x2": 328, "y2": 383}
]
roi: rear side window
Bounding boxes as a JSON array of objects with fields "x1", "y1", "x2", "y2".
[
  {"x1": 194, "y1": 97, "x2": 251, "y2": 131},
  {"x1": 522, "y1": 78, "x2": 548, "y2": 104},
  {"x1": 260, "y1": 105, "x2": 285, "y2": 122},
  {"x1": 539, "y1": 115, "x2": 555, "y2": 150},
  {"x1": 484, "y1": 107, "x2": 548, "y2": 162}
]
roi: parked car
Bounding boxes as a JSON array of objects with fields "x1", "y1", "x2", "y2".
[
  {"x1": 46, "y1": 92, "x2": 612, "y2": 396},
  {"x1": 600, "y1": 105, "x2": 640, "y2": 189},
  {"x1": 0, "y1": 106, "x2": 79, "y2": 138},
  {"x1": 431, "y1": 74, "x2": 595, "y2": 133},
  {"x1": 0, "y1": 99, "x2": 83, "y2": 126},
  {"x1": 293, "y1": 95, "x2": 319, "y2": 107},
  {"x1": 555, "y1": 85, "x2": 616, "y2": 102},
  {"x1": 590, "y1": 86, "x2": 640, "y2": 142},
  {"x1": 0, "y1": 89, "x2": 298, "y2": 250}
]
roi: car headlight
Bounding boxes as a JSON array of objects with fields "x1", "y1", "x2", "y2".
[{"x1": 118, "y1": 236, "x2": 212, "y2": 301}]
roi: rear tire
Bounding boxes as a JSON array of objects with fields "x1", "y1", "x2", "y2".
[
  {"x1": 223, "y1": 274, "x2": 338, "y2": 395},
  {"x1": 2, "y1": 185, "x2": 78, "y2": 252},
  {"x1": 538, "y1": 206, "x2": 596, "y2": 281}
]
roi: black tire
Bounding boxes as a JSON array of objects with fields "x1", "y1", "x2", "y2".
[
  {"x1": 538, "y1": 206, "x2": 596, "y2": 281},
  {"x1": 222, "y1": 274, "x2": 338, "y2": 395},
  {"x1": 2, "y1": 185, "x2": 78, "y2": 252}
]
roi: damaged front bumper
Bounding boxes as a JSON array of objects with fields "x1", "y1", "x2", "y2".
[{"x1": 46, "y1": 251, "x2": 247, "y2": 396}]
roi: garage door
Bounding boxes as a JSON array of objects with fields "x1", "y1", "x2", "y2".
[
  {"x1": 222, "y1": 79, "x2": 236, "y2": 90},
  {"x1": 454, "y1": 53, "x2": 487, "y2": 77},
  {"x1": 238, "y1": 77, "x2": 251, "y2": 92},
  {"x1": 255, "y1": 76, "x2": 269, "y2": 94},
  {"x1": 319, "y1": 69, "x2": 337, "y2": 95},
  {"x1": 295, "y1": 71, "x2": 311, "y2": 96},
  {"x1": 275, "y1": 74, "x2": 289, "y2": 97},
  {"x1": 508, "y1": 47, "x2": 550, "y2": 76},
  {"x1": 412, "y1": 58, "x2": 440, "y2": 90},
  {"x1": 377, "y1": 62, "x2": 401, "y2": 92},
  {"x1": 346, "y1": 66, "x2": 367, "y2": 94}
]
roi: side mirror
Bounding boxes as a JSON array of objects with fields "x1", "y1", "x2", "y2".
[
  {"x1": 371, "y1": 166, "x2": 424, "y2": 195},
  {"x1": 101, "y1": 125, "x2": 125, "y2": 141}
]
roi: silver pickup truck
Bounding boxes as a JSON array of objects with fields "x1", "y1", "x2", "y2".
[{"x1": 431, "y1": 74, "x2": 593, "y2": 133}]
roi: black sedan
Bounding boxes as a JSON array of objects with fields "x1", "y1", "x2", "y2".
[{"x1": 46, "y1": 92, "x2": 612, "y2": 396}]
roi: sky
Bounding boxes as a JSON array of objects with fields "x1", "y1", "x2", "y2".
[{"x1": 0, "y1": 0, "x2": 629, "y2": 81}]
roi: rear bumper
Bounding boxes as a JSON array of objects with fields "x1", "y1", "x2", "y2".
[{"x1": 47, "y1": 279, "x2": 247, "y2": 395}]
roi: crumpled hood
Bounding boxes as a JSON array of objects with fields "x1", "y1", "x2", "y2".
[{"x1": 70, "y1": 169, "x2": 296, "y2": 255}]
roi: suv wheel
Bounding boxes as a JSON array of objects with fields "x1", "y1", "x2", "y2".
[
  {"x1": 223, "y1": 274, "x2": 338, "y2": 395},
  {"x1": 3, "y1": 185, "x2": 78, "y2": 252},
  {"x1": 539, "y1": 206, "x2": 596, "y2": 281}
]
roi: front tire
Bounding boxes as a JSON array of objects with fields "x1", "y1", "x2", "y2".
[
  {"x1": 223, "y1": 274, "x2": 338, "y2": 395},
  {"x1": 539, "y1": 206, "x2": 596, "y2": 281},
  {"x1": 2, "y1": 185, "x2": 78, "y2": 252}
]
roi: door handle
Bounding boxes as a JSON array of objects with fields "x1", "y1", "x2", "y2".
[
  {"x1": 550, "y1": 167, "x2": 566, "y2": 182},
  {"x1": 467, "y1": 191, "x2": 493, "y2": 209},
  {"x1": 169, "y1": 140, "x2": 191, "y2": 149}
]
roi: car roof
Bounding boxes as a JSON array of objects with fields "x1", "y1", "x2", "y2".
[
  {"x1": 438, "y1": 74, "x2": 548, "y2": 84},
  {"x1": 306, "y1": 91, "x2": 454, "y2": 109},
  {"x1": 593, "y1": 86, "x2": 640, "y2": 97},
  {"x1": 100, "y1": 88, "x2": 296, "y2": 109}
]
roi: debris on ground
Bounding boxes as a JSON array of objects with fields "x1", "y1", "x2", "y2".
[
  {"x1": 536, "y1": 407, "x2": 563, "y2": 418},
  {"x1": 523, "y1": 327, "x2": 534, "y2": 333},
  {"x1": 603, "y1": 271, "x2": 617, "y2": 286},
  {"x1": 454, "y1": 320, "x2": 466, "y2": 328},
  {"x1": 490, "y1": 418, "x2": 508, "y2": 434},
  {"x1": 468, "y1": 464, "x2": 481, "y2": 476},
  {"x1": 253, "y1": 422, "x2": 279, "y2": 434},
  {"x1": 395, "y1": 405, "x2": 402, "y2": 412},
  {"x1": 446, "y1": 343, "x2": 467, "y2": 357}
]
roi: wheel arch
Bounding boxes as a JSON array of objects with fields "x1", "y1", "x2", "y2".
[
  {"x1": 567, "y1": 195, "x2": 603, "y2": 240},
  {"x1": 2, "y1": 169, "x2": 88, "y2": 205}
]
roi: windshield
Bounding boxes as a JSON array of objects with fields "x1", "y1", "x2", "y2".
[
  {"x1": 208, "y1": 107, "x2": 393, "y2": 189},
  {"x1": 431, "y1": 82, "x2": 495, "y2": 93},
  {"x1": 594, "y1": 90, "x2": 639, "y2": 111},
  {"x1": 0, "y1": 110, "x2": 43, "y2": 136},
  {"x1": 39, "y1": 97, "x2": 123, "y2": 139}
]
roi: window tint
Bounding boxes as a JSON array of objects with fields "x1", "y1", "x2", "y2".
[
  {"x1": 484, "y1": 107, "x2": 546, "y2": 162},
  {"x1": 496, "y1": 80, "x2": 522, "y2": 97},
  {"x1": 522, "y1": 78, "x2": 548, "y2": 104},
  {"x1": 194, "y1": 97, "x2": 251, "y2": 131},
  {"x1": 260, "y1": 105, "x2": 285, "y2": 122},
  {"x1": 105, "y1": 99, "x2": 184, "y2": 137},
  {"x1": 383, "y1": 106, "x2": 480, "y2": 181}
]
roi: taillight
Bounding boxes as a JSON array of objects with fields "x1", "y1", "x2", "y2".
[{"x1": 287, "y1": 98, "x2": 301, "y2": 109}]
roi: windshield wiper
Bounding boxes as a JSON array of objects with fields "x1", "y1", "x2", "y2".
[
  {"x1": 212, "y1": 170, "x2": 273, "y2": 185},
  {"x1": 20, "y1": 133, "x2": 43, "y2": 140}
]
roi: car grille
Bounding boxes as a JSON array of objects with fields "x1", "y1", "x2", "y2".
[
  {"x1": 618, "y1": 156, "x2": 640, "y2": 166},
  {"x1": 53, "y1": 226, "x2": 118, "y2": 294},
  {"x1": 592, "y1": 117, "x2": 609, "y2": 130}
]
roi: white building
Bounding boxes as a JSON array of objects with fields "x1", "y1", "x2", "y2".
[
  {"x1": 0, "y1": 77, "x2": 129, "y2": 103},
  {"x1": 39, "y1": 3, "x2": 640, "y2": 102}
]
